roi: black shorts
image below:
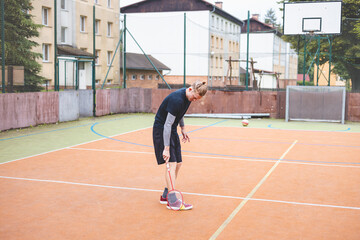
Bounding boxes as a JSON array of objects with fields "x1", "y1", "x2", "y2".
[{"x1": 153, "y1": 126, "x2": 182, "y2": 165}]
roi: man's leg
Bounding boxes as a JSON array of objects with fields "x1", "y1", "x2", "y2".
[
  {"x1": 160, "y1": 162, "x2": 177, "y2": 204},
  {"x1": 175, "y1": 162, "x2": 182, "y2": 179},
  {"x1": 165, "y1": 162, "x2": 177, "y2": 190}
]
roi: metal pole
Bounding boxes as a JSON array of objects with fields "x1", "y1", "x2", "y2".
[
  {"x1": 316, "y1": 36, "x2": 320, "y2": 86},
  {"x1": 183, "y1": 12, "x2": 186, "y2": 88},
  {"x1": 54, "y1": 0, "x2": 58, "y2": 91},
  {"x1": 245, "y1": 11, "x2": 250, "y2": 91},
  {"x1": 328, "y1": 35, "x2": 332, "y2": 86},
  {"x1": 92, "y1": 5, "x2": 96, "y2": 117},
  {"x1": 302, "y1": 36, "x2": 307, "y2": 86},
  {"x1": 1, "y1": 0, "x2": 5, "y2": 93},
  {"x1": 75, "y1": 60, "x2": 78, "y2": 90},
  {"x1": 64, "y1": 61, "x2": 66, "y2": 89},
  {"x1": 123, "y1": 14, "x2": 126, "y2": 89}
]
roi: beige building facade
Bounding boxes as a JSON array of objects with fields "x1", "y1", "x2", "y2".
[
  {"x1": 314, "y1": 61, "x2": 345, "y2": 86},
  {"x1": 31, "y1": 0, "x2": 120, "y2": 89}
]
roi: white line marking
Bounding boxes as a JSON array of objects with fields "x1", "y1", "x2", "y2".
[
  {"x1": 209, "y1": 140, "x2": 298, "y2": 240},
  {"x1": 68, "y1": 147, "x2": 360, "y2": 169},
  {"x1": 0, "y1": 126, "x2": 152, "y2": 166},
  {"x1": 0, "y1": 175, "x2": 359, "y2": 211}
]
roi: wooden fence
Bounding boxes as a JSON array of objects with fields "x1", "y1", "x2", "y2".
[{"x1": 0, "y1": 89, "x2": 359, "y2": 131}]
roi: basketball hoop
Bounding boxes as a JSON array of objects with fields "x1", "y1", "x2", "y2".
[{"x1": 307, "y1": 31, "x2": 315, "y2": 37}]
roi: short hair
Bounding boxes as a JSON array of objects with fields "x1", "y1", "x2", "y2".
[{"x1": 191, "y1": 80, "x2": 207, "y2": 97}]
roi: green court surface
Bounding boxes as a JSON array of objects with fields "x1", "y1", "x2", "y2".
[{"x1": 1, "y1": 113, "x2": 360, "y2": 164}]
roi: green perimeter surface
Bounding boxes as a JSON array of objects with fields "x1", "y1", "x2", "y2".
[{"x1": 1, "y1": 113, "x2": 360, "y2": 164}]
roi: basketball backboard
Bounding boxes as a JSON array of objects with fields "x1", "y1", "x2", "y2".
[{"x1": 283, "y1": 1, "x2": 342, "y2": 35}]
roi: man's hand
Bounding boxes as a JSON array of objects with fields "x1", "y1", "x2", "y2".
[
  {"x1": 181, "y1": 127, "x2": 190, "y2": 143},
  {"x1": 163, "y1": 146, "x2": 170, "y2": 162}
]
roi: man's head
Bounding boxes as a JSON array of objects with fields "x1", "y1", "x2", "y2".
[{"x1": 186, "y1": 81, "x2": 207, "y2": 102}]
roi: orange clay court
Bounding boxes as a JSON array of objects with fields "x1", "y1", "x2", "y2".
[{"x1": 0, "y1": 115, "x2": 360, "y2": 239}]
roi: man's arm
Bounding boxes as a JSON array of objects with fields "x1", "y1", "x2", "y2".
[
  {"x1": 179, "y1": 117, "x2": 190, "y2": 143},
  {"x1": 162, "y1": 113, "x2": 176, "y2": 162}
]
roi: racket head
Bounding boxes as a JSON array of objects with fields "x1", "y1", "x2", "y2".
[{"x1": 166, "y1": 189, "x2": 184, "y2": 211}]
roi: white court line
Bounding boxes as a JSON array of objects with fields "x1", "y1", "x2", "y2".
[
  {"x1": 0, "y1": 126, "x2": 152, "y2": 166},
  {"x1": 209, "y1": 140, "x2": 298, "y2": 240},
  {"x1": 68, "y1": 147, "x2": 360, "y2": 169},
  {"x1": 0, "y1": 175, "x2": 359, "y2": 211}
]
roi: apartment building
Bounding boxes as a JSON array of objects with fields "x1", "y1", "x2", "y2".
[
  {"x1": 120, "y1": 0, "x2": 243, "y2": 88},
  {"x1": 31, "y1": 0, "x2": 120, "y2": 89}
]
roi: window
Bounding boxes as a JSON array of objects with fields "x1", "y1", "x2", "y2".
[
  {"x1": 211, "y1": 35, "x2": 214, "y2": 49},
  {"x1": 61, "y1": 27, "x2": 66, "y2": 43},
  {"x1": 107, "y1": 22, "x2": 112, "y2": 37},
  {"x1": 107, "y1": 79, "x2": 112, "y2": 85},
  {"x1": 42, "y1": 7, "x2": 49, "y2": 26},
  {"x1": 216, "y1": 37, "x2": 219, "y2": 49},
  {"x1": 61, "y1": 0, "x2": 66, "y2": 9},
  {"x1": 107, "y1": 51, "x2": 112, "y2": 66},
  {"x1": 94, "y1": 0, "x2": 98, "y2": 4},
  {"x1": 42, "y1": 44, "x2": 50, "y2": 62},
  {"x1": 95, "y1": 50, "x2": 100, "y2": 65},
  {"x1": 155, "y1": 75, "x2": 160, "y2": 80},
  {"x1": 95, "y1": 20, "x2": 100, "y2": 35},
  {"x1": 78, "y1": 62, "x2": 85, "y2": 70},
  {"x1": 107, "y1": 0, "x2": 111, "y2": 8},
  {"x1": 140, "y1": 75, "x2": 145, "y2": 80},
  {"x1": 80, "y1": 16, "x2": 86, "y2": 32},
  {"x1": 221, "y1": 19, "x2": 223, "y2": 31},
  {"x1": 220, "y1": 38, "x2": 223, "y2": 49},
  {"x1": 96, "y1": 80, "x2": 100, "y2": 84},
  {"x1": 132, "y1": 75, "x2": 137, "y2": 80},
  {"x1": 216, "y1": 17, "x2": 219, "y2": 29},
  {"x1": 211, "y1": 16, "x2": 215, "y2": 27},
  {"x1": 148, "y1": 75, "x2": 152, "y2": 80}
]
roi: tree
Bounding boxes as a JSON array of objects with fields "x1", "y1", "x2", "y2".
[
  {"x1": 264, "y1": 8, "x2": 278, "y2": 28},
  {"x1": 280, "y1": 0, "x2": 360, "y2": 90},
  {"x1": 1, "y1": 0, "x2": 45, "y2": 92}
]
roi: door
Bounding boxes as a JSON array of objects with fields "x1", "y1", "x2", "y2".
[{"x1": 78, "y1": 62, "x2": 86, "y2": 90}]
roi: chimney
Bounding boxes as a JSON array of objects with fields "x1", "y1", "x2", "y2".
[
  {"x1": 252, "y1": 14, "x2": 259, "y2": 20},
  {"x1": 215, "y1": 1, "x2": 223, "y2": 9}
]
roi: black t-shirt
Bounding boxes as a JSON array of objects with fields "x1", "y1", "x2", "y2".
[{"x1": 154, "y1": 88, "x2": 191, "y2": 132}]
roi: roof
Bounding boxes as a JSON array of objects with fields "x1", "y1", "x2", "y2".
[
  {"x1": 120, "y1": 53, "x2": 171, "y2": 71},
  {"x1": 253, "y1": 68, "x2": 277, "y2": 74},
  {"x1": 241, "y1": 17, "x2": 280, "y2": 36},
  {"x1": 239, "y1": 67, "x2": 246, "y2": 74},
  {"x1": 57, "y1": 45, "x2": 94, "y2": 58},
  {"x1": 121, "y1": 0, "x2": 243, "y2": 26}
]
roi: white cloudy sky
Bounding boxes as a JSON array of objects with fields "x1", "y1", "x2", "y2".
[{"x1": 120, "y1": 0, "x2": 284, "y2": 24}]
